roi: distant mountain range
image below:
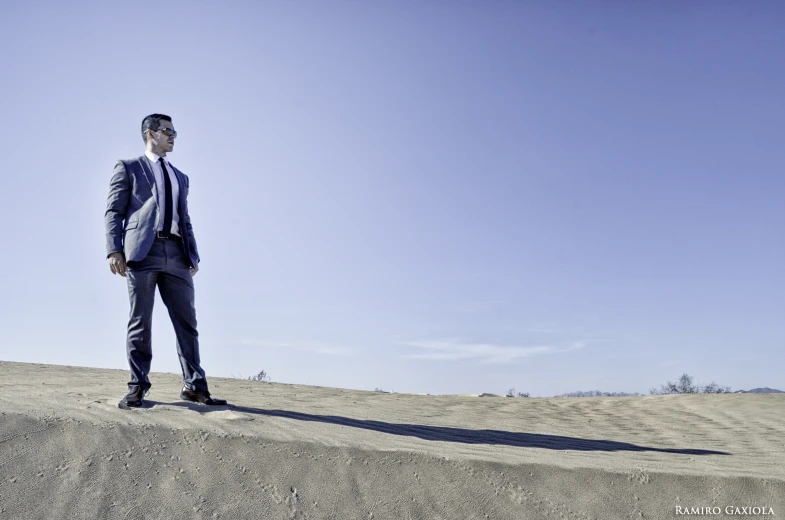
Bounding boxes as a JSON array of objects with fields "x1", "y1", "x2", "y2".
[
  {"x1": 555, "y1": 391, "x2": 643, "y2": 397},
  {"x1": 734, "y1": 387, "x2": 785, "y2": 394},
  {"x1": 553, "y1": 388, "x2": 784, "y2": 397}
]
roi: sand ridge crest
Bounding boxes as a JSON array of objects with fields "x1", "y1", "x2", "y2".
[{"x1": 1, "y1": 361, "x2": 783, "y2": 519}]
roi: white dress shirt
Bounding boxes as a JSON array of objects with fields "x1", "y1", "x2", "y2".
[{"x1": 145, "y1": 150, "x2": 181, "y2": 236}]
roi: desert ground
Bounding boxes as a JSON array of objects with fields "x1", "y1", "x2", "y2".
[{"x1": 0, "y1": 361, "x2": 782, "y2": 519}]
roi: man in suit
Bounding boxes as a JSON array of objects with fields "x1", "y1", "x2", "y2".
[{"x1": 105, "y1": 113, "x2": 227, "y2": 409}]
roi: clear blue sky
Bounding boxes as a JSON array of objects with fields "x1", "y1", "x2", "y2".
[{"x1": 1, "y1": 1, "x2": 782, "y2": 396}]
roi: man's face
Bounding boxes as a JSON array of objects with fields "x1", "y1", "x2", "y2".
[{"x1": 147, "y1": 120, "x2": 176, "y2": 153}]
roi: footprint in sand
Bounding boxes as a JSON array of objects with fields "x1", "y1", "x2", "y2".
[
  {"x1": 147, "y1": 404, "x2": 193, "y2": 413},
  {"x1": 201, "y1": 410, "x2": 255, "y2": 422},
  {"x1": 85, "y1": 399, "x2": 117, "y2": 412}
]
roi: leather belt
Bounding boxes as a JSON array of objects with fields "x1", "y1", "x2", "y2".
[{"x1": 156, "y1": 231, "x2": 182, "y2": 242}]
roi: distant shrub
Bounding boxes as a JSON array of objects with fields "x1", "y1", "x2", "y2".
[
  {"x1": 506, "y1": 387, "x2": 530, "y2": 398},
  {"x1": 248, "y1": 370, "x2": 271, "y2": 383},
  {"x1": 700, "y1": 381, "x2": 733, "y2": 394},
  {"x1": 556, "y1": 391, "x2": 642, "y2": 397},
  {"x1": 650, "y1": 373, "x2": 731, "y2": 395}
]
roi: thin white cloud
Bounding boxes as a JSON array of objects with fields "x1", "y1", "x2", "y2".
[
  {"x1": 400, "y1": 338, "x2": 586, "y2": 364},
  {"x1": 239, "y1": 339, "x2": 355, "y2": 356}
]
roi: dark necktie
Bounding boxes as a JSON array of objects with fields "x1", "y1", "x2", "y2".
[{"x1": 159, "y1": 158, "x2": 173, "y2": 236}]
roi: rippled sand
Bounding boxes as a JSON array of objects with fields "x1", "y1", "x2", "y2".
[{"x1": 1, "y1": 361, "x2": 782, "y2": 519}]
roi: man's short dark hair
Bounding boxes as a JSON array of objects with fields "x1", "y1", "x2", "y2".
[{"x1": 141, "y1": 114, "x2": 173, "y2": 143}]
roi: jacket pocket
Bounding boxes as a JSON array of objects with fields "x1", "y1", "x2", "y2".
[{"x1": 125, "y1": 221, "x2": 139, "y2": 230}]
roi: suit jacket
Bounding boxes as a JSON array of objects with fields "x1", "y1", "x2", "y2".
[{"x1": 105, "y1": 155, "x2": 200, "y2": 267}]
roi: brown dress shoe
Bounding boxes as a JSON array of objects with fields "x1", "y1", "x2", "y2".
[{"x1": 180, "y1": 388, "x2": 227, "y2": 406}]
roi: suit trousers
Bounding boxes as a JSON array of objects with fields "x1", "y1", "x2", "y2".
[{"x1": 125, "y1": 237, "x2": 208, "y2": 393}]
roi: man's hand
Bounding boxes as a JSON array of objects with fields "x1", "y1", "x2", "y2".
[
  {"x1": 190, "y1": 265, "x2": 199, "y2": 277},
  {"x1": 108, "y1": 252, "x2": 127, "y2": 277}
]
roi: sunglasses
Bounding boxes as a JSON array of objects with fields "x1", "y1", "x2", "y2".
[{"x1": 154, "y1": 127, "x2": 178, "y2": 138}]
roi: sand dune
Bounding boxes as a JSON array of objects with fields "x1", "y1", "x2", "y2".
[{"x1": 1, "y1": 361, "x2": 782, "y2": 519}]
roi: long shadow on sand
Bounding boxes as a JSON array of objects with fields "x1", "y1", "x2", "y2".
[{"x1": 160, "y1": 401, "x2": 730, "y2": 456}]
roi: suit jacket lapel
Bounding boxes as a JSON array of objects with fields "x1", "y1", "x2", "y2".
[
  {"x1": 138, "y1": 155, "x2": 159, "y2": 209},
  {"x1": 170, "y1": 164, "x2": 186, "y2": 215}
]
